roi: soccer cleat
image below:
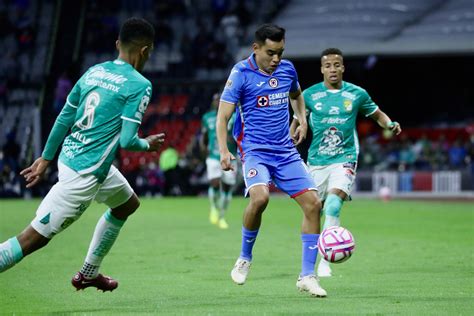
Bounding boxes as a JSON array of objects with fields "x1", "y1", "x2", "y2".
[
  {"x1": 231, "y1": 258, "x2": 251, "y2": 285},
  {"x1": 296, "y1": 274, "x2": 327, "y2": 297},
  {"x1": 71, "y1": 272, "x2": 118, "y2": 292},
  {"x1": 218, "y1": 218, "x2": 229, "y2": 229},
  {"x1": 209, "y1": 207, "x2": 219, "y2": 225},
  {"x1": 317, "y1": 258, "x2": 332, "y2": 277}
]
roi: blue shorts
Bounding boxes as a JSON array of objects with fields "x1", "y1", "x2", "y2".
[{"x1": 242, "y1": 149, "x2": 317, "y2": 198}]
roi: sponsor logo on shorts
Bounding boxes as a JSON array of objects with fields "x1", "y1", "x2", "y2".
[
  {"x1": 343, "y1": 162, "x2": 357, "y2": 170},
  {"x1": 247, "y1": 168, "x2": 258, "y2": 178},
  {"x1": 40, "y1": 213, "x2": 51, "y2": 225}
]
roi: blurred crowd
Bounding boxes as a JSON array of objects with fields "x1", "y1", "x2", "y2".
[
  {"x1": 82, "y1": 0, "x2": 287, "y2": 79},
  {"x1": 1, "y1": 0, "x2": 474, "y2": 198},
  {"x1": 0, "y1": 0, "x2": 38, "y2": 106},
  {"x1": 358, "y1": 133, "x2": 474, "y2": 172}
]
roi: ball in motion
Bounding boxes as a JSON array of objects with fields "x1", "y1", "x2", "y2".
[{"x1": 318, "y1": 226, "x2": 355, "y2": 263}]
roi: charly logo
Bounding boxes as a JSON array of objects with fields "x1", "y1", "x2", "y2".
[
  {"x1": 247, "y1": 168, "x2": 258, "y2": 178},
  {"x1": 269, "y1": 77, "x2": 278, "y2": 88}
]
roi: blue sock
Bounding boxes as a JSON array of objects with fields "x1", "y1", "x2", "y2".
[
  {"x1": 240, "y1": 227, "x2": 259, "y2": 261},
  {"x1": 0, "y1": 237, "x2": 24, "y2": 273},
  {"x1": 301, "y1": 234, "x2": 319, "y2": 277}
]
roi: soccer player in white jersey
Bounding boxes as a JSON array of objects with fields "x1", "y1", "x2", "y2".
[
  {"x1": 217, "y1": 24, "x2": 327, "y2": 297},
  {"x1": 201, "y1": 92, "x2": 238, "y2": 229},
  {"x1": 291, "y1": 48, "x2": 401, "y2": 277},
  {"x1": 0, "y1": 18, "x2": 165, "y2": 292}
]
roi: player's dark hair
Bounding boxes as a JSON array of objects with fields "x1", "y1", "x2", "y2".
[
  {"x1": 119, "y1": 17, "x2": 155, "y2": 45},
  {"x1": 254, "y1": 24, "x2": 285, "y2": 45},
  {"x1": 321, "y1": 48, "x2": 343, "y2": 58}
]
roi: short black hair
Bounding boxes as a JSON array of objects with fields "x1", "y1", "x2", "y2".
[
  {"x1": 254, "y1": 24, "x2": 285, "y2": 45},
  {"x1": 321, "y1": 48, "x2": 343, "y2": 59},
  {"x1": 119, "y1": 17, "x2": 155, "y2": 45}
]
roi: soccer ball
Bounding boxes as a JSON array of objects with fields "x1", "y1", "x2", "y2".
[{"x1": 318, "y1": 226, "x2": 355, "y2": 263}]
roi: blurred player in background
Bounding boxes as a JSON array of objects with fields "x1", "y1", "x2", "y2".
[
  {"x1": 217, "y1": 24, "x2": 327, "y2": 297},
  {"x1": 201, "y1": 92, "x2": 238, "y2": 229},
  {"x1": 291, "y1": 47, "x2": 401, "y2": 277},
  {"x1": 0, "y1": 18, "x2": 165, "y2": 292}
]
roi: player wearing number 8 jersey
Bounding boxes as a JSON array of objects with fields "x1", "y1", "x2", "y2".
[{"x1": 0, "y1": 18, "x2": 164, "y2": 292}]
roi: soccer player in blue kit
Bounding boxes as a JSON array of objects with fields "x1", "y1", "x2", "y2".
[{"x1": 216, "y1": 24, "x2": 327, "y2": 297}]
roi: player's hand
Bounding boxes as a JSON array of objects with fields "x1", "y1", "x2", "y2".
[
  {"x1": 20, "y1": 157, "x2": 51, "y2": 188},
  {"x1": 388, "y1": 122, "x2": 402, "y2": 135},
  {"x1": 146, "y1": 133, "x2": 165, "y2": 152},
  {"x1": 220, "y1": 151, "x2": 236, "y2": 171},
  {"x1": 292, "y1": 123, "x2": 307, "y2": 146}
]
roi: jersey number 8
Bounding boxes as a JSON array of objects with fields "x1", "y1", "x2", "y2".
[{"x1": 76, "y1": 92, "x2": 100, "y2": 130}]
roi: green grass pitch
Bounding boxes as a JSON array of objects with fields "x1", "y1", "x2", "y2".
[{"x1": 0, "y1": 197, "x2": 473, "y2": 315}]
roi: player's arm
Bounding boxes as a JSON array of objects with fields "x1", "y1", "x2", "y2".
[
  {"x1": 289, "y1": 88, "x2": 307, "y2": 145},
  {"x1": 120, "y1": 120, "x2": 165, "y2": 152},
  {"x1": 21, "y1": 86, "x2": 81, "y2": 188},
  {"x1": 121, "y1": 83, "x2": 165, "y2": 152},
  {"x1": 216, "y1": 101, "x2": 236, "y2": 171},
  {"x1": 290, "y1": 117, "x2": 300, "y2": 140},
  {"x1": 369, "y1": 109, "x2": 402, "y2": 135}
]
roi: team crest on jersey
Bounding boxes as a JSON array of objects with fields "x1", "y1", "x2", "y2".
[
  {"x1": 269, "y1": 77, "x2": 278, "y2": 88},
  {"x1": 344, "y1": 99, "x2": 353, "y2": 112},
  {"x1": 226, "y1": 79, "x2": 233, "y2": 88},
  {"x1": 247, "y1": 168, "x2": 258, "y2": 178},
  {"x1": 257, "y1": 95, "x2": 269, "y2": 107}
]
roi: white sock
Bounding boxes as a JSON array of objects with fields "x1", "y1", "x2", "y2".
[
  {"x1": 81, "y1": 210, "x2": 124, "y2": 279},
  {"x1": 323, "y1": 215, "x2": 340, "y2": 230}
]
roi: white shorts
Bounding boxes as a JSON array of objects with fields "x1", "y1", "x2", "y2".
[
  {"x1": 31, "y1": 161, "x2": 134, "y2": 238},
  {"x1": 307, "y1": 162, "x2": 357, "y2": 201},
  {"x1": 206, "y1": 157, "x2": 237, "y2": 186}
]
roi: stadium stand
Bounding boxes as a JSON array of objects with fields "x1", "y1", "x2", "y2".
[
  {"x1": 0, "y1": 0, "x2": 473, "y2": 198},
  {"x1": 271, "y1": 0, "x2": 474, "y2": 57}
]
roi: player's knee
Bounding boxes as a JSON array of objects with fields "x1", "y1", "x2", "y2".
[
  {"x1": 112, "y1": 194, "x2": 140, "y2": 219},
  {"x1": 210, "y1": 179, "x2": 220, "y2": 189},
  {"x1": 251, "y1": 194, "x2": 269, "y2": 212},
  {"x1": 301, "y1": 193, "x2": 322, "y2": 217},
  {"x1": 129, "y1": 195, "x2": 140, "y2": 213}
]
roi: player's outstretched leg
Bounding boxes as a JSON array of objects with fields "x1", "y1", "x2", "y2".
[
  {"x1": 72, "y1": 195, "x2": 139, "y2": 292},
  {"x1": 0, "y1": 226, "x2": 49, "y2": 273},
  {"x1": 318, "y1": 194, "x2": 343, "y2": 277}
]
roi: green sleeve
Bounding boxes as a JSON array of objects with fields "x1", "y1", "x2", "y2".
[
  {"x1": 359, "y1": 89, "x2": 378, "y2": 117},
  {"x1": 42, "y1": 85, "x2": 81, "y2": 160},
  {"x1": 120, "y1": 119, "x2": 149, "y2": 151}
]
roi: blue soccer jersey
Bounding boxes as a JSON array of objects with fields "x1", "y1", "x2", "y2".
[{"x1": 221, "y1": 54, "x2": 300, "y2": 157}]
